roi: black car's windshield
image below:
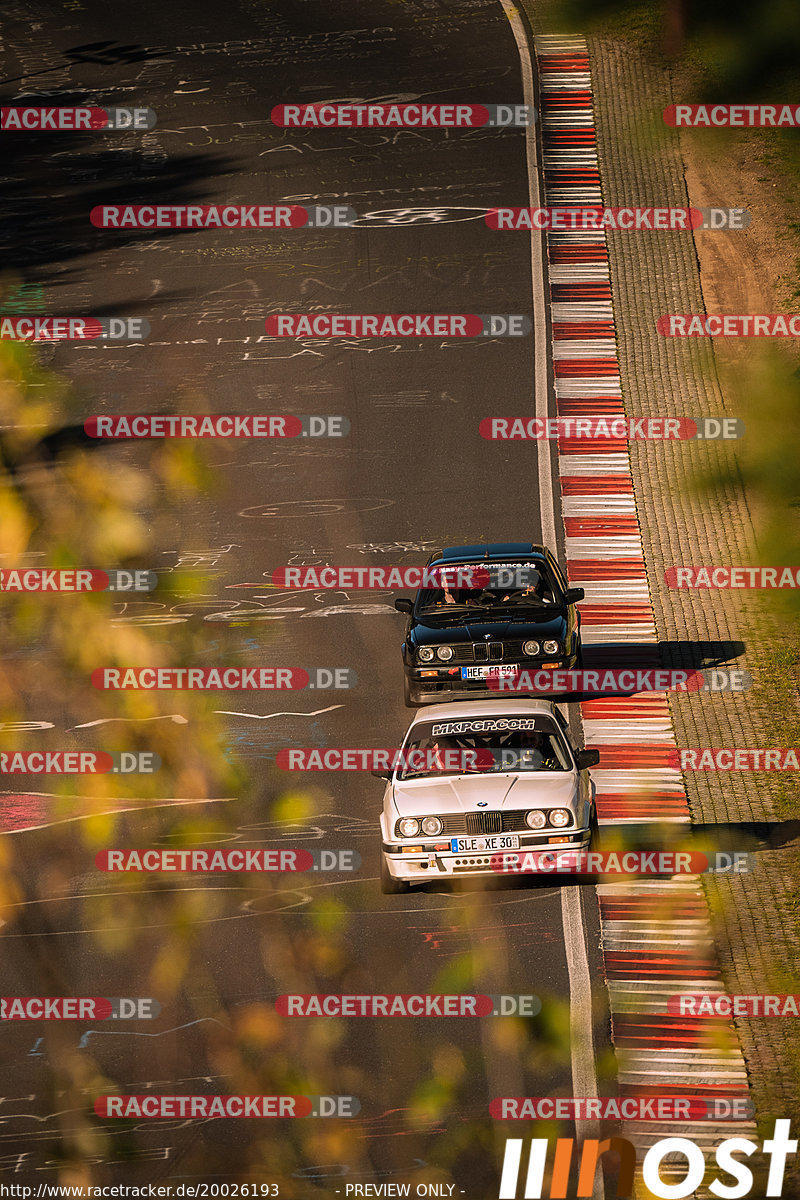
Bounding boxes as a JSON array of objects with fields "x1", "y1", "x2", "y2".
[
  {"x1": 416, "y1": 562, "x2": 557, "y2": 615},
  {"x1": 397, "y1": 715, "x2": 572, "y2": 780},
  {"x1": 417, "y1": 605, "x2": 541, "y2": 625}
]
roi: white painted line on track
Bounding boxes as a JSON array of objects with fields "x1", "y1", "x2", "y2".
[
  {"x1": 500, "y1": 2, "x2": 602, "y2": 1171},
  {"x1": 500, "y1": 0, "x2": 557, "y2": 551}
]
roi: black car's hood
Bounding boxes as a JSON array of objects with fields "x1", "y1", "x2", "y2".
[{"x1": 410, "y1": 613, "x2": 567, "y2": 645}]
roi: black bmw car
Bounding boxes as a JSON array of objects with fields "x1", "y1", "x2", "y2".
[{"x1": 395, "y1": 542, "x2": 584, "y2": 707}]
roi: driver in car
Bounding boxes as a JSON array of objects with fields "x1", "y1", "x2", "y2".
[
  {"x1": 503, "y1": 731, "x2": 562, "y2": 771},
  {"x1": 501, "y1": 567, "x2": 546, "y2": 603},
  {"x1": 441, "y1": 583, "x2": 497, "y2": 606},
  {"x1": 428, "y1": 735, "x2": 459, "y2": 771}
]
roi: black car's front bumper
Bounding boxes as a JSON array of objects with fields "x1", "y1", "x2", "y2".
[{"x1": 406, "y1": 659, "x2": 578, "y2": 703}]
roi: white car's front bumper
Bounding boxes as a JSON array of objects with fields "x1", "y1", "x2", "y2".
[{"x1": 380, "y1": 826, "x2": 592, "y2": 884}]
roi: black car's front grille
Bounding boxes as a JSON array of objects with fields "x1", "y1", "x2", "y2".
[
  {"x1": 438, "y1": 811, "x2": 532, "y2": 836},
  {"x1": 450, "y1": 641, "x2": 516, "y2": 665}
]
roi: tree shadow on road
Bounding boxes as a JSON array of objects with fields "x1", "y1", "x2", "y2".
[{"x1": 0, "y1": 88, "x2": 237, "y2": 296}]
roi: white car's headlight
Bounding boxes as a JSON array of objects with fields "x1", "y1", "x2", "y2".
[
  {"x1": 549, "y1": 809, "x2": 572, "y2": 828},
  {"x1": 421, "y1": 816, "x2": 443, "y2": 836},
  {"x1": 522, "y1": 639, "x2": 540, "y2": 656},
  {"x1": 418, "y1": 647, "x2": 435, "y2": 663},
  {"x1": 397, "y1": 817, "x2": 420, "y2": 838},
  {"x1": 525, "y1": 810, "x2": 547, "y2": 829},
  {"x1": 436, "y1": 645, "x2": 454, "y2": 661},
  {"x1": 543, "y1": 639, "x2": 561, "y2": 655}
]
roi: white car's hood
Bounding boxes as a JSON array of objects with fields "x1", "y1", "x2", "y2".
[{"x1": 391, "y1": 772, "x2": 578, "y2": 816}]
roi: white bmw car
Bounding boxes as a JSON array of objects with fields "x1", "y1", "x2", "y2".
[{"x1": 377, "y1": 699, "x2": 599, "y2": 894}]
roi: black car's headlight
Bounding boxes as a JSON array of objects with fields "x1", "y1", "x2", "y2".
[
  {"x1": 396, "y1": 817, "x2": 420, "y2": 838},
  {"x1": 523, "y1": 639, "x2": 540, "y2": 656},
  {"x1": 417, "y1": 647, "x2": 435, "y2": 663},
  {"x1": 436, "y1": 645, "x2": 454, "y2": 661},
  {"x1": 543, "y1": 639, "x2": 561, "y2": 655}
]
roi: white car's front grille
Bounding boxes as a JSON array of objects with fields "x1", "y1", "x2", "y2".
[{"x1": 438, "y1": 811, "x2": 536, "y2": 836}]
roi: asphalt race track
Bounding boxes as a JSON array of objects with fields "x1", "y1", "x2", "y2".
[{"x1": 0, "y1": 1, "x2": 712, "y2": 1196}]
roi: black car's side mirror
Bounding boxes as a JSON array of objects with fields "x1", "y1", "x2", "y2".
[
  {"x1": 394, "y1": 598, "x2": 413, "y2": 614},
  {"x1": 371, "y1": 769, "x2": 393, "y2": 780},
  {"x1": 575, "y1": 748, "x2": 600, "y2": 770},
  {"x1": 563, "y1": 587, "x2": 585, "y2": 605}
]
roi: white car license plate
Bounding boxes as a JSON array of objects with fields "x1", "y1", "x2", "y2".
[
  {"x1": 450, "y1": 834, "x2": 520, "y2": 853},
  {"x1": 461, "y1": 665, "x2": 520, "y2": 680}
]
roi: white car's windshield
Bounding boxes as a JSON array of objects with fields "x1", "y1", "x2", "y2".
[{"x1": 396, "y1": 716, "x2": 572, "y2": 780}]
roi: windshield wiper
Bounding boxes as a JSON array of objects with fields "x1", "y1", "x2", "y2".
[
  {"x1": 417, "y1": 604, "x2": 472, "y2": 616},
  {"x1": 490, "y1": 599, "x2": 549, "y2": 610},
  {"x1": 455, "y1": 604, "x2": 548, "y2": 620},
  {"x1": 417, "y1": 611, "x2": 482, "y2": 625},
  {"x1": 399, "y1": 770, "x2": 453, "y2": 780}
]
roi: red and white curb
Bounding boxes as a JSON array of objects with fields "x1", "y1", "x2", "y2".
[{"x1": 534, "y1": 32, "x2": 755, "y2": 1175}]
